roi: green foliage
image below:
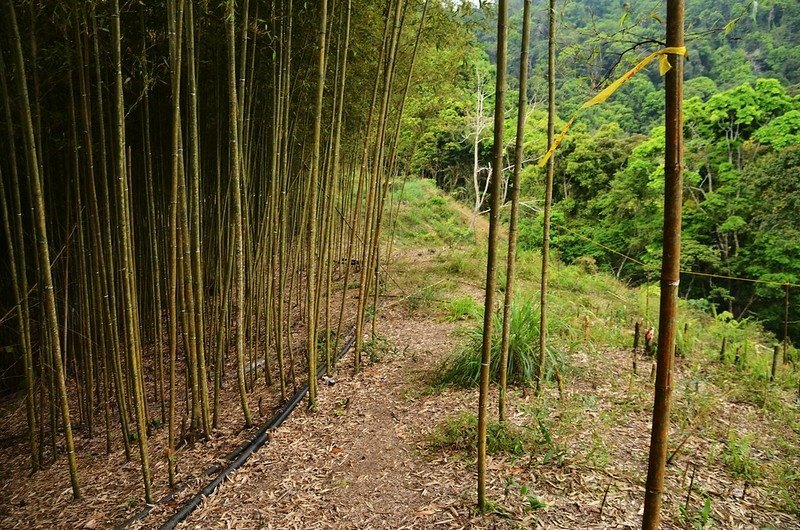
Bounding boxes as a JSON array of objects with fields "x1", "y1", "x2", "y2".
[
  {"x1": 439, "y1": 249, "x2": 481, "y2": 277},
  {"x1": 680, "y1": 496, "x2": 713, "y2": 530},
  {"x1": 393, "y1": 179, "x2": 474, "y2": 248},
  {"x1": 411, "y1": 0, "x2": 800, "y2": 347},
  {"x1": 504, "y1": 477, "x2": 548, "y2": 512},
  {"x1": 426, "y1": 411, "x2": 538, "y2": 457},
  {"x1": 723, "y1": 432, "x2": 761, "y2": 482},
  {"x1": 754, "y1": 110, "x2": 800, "y2": 149},
  {"x1": 531, "y1": 77, "x2": 800, "y2": 344},
  {"x1": 774, "y1": 462, "x2": 800, "y2": 515},
  {"x1": 436, "y1": 296, "x2": 564, "y2": 388},
  {"x1": 445, "y1": 296, "x2": 483, "y2": 322}
]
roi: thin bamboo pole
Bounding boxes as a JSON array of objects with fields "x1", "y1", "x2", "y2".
[
  {"x1": 536, "y1": 0, "x2": 557, "y2": 396},
  {"x1": 4, "y1": 0, "x2": 80, "y2": 499},
  {"x1": 642, "y1": 0, "x2": 685, "y2": 527},
  {"x1": 498, "y1": 0, "x2": 531, "y2": 422},
  {"x1": 0, "y1": 53, "x2": 38, "y2": 471},
  {"x1": 477, "y1": 0, "x2": 508, "y2": 512},
  {"x1": 226, "y1": 0, "x2": 254, "y2": 427},
  {"x1": 185, "y1": 0, "x2": 211, "y2": 437},
  {"x1": 111, "y1": 0, "x2": 152, "y2": 502},
  {"x1": 305, "y1": 0, "x2": 329, "y2": 407},
  {"x1": 91, "y1": 4, "x2": 131, "y2": 460}
]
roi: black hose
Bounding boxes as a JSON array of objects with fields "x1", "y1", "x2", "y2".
[{"x1": 133, "y1": 329, "x2": 357, "y2": 530}]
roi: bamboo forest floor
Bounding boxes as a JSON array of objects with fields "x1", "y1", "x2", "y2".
[
  {"x1": 172, "y1": 245, "x2": 798, "y2": 529},
  {"x1": 0, "y1": 284, "x2": 360, "y2": 529}
]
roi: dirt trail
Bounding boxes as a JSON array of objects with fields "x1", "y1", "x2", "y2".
[
  {"x1": 176, "y1": 293, "x2": 800, "y2": 529},
  {"x1": 179, "y1": 307, "x2": 483, "y2": 529}
]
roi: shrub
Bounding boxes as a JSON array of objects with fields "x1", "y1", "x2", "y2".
[{"x1": 574, "y1": 255, "x2": 599, "y2": 275}]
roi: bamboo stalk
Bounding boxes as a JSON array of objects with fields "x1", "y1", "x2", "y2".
[
  {"x1": 498, "y1": 0, "x2": 531, "y2": 422},
  {"x1": 477, "y1": 0, "x2": 508, "y2": 512},
  {"x1": 536, "y1": 0, "x2": 557, "y2": 396},
  {"x1": 642, "y1": 0, "x2": 685, "y2": 526},
  {"x1": 226, "y1": 0, "x2": 254, "y2": 427},
  {"x1": 4, "y1": 0, "x2": 80, "y2": 499},
  {"x1": 0, "y1": 53, "x2": 39, "y2": 472},
  {"x1": 111, "y1": 0, "x2": 152, "y2": 501}
]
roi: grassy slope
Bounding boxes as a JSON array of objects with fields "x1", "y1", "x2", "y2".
[{"x1": 388, "y1": 177, "x2": 800, "y2": 525}]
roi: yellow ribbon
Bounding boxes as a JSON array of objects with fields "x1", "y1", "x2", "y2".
[{"x1": 538, "y1": 46, "x2": 687, "y2": 168}]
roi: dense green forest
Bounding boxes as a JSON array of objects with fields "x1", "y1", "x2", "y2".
[{"x1": 402, "y1": 0, "x2": 800, "y2": 342}]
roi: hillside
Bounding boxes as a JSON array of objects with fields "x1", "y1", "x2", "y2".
[
  {"x1": 177, "y1": 179, "x2": 800, "y2": 528},
  {"x1": 401, "y1": 0, "x2": 800, "y2": 346},
  {"x1": 0, "y1": 1, "x2": 798, "y2": 527}
]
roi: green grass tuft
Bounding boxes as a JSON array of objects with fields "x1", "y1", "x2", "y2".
[
  {"x1": 445, "y1": 296, "x2": 483, "y2": 322},
  {"x1": 435, "y1": 296, "x2": 564, "y2": 388},
  {"x1": 722, "y1": 432, "x2": 760, "y2": 482},
  {"x1": 426, "y1": 411, "x2": 539, "y2": 456}
]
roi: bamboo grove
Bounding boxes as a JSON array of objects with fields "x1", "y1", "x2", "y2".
[{"x1": 0, "y1": 0, "x2": 431, "y2": 502}]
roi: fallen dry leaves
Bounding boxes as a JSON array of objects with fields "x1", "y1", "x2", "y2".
[{"x1": 1, "y1": 247, "x2": 798, "y2": 529}]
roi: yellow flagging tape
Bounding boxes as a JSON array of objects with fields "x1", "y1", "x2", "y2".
[{"x1": 538, "y1": 46, "x2": 687, "y2": 168}]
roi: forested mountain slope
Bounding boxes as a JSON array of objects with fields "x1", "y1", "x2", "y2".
[{"x1": 402, "y1": 0, "x2": 800, "y2": 343}]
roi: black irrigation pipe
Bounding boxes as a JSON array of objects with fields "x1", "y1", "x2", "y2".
[{"x1": 119, "y1": 327, "x2": 357, "y2": 530}]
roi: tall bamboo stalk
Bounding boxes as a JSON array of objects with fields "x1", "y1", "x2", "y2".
[
  {"x1": 226, "y1": 0, "x2": 254, "y2": 427},
  {"x1": 0, "y1": 52, "x2": 38, "y2": 472},
  {"x1": 186, "y1": 0, "x2": 211, "y2": 437},
  {"x1": 166, "y1": 0, "x2": 185, "y2": 485},
  {"x1": 536, "y1": 0, "x2": 557, "y2": 396},
  {"x1": 91, "y1": 3, "x2": 132, "y2": 460},
  {"x1": 77, "y1": 1, "x2": 113, "y2": 453},
  {"x1": 4, "y1": 0, "x2": 80, "y2": 500},
  {"x1": 305, "y1": 0, "x2": 329, "y2": 407},
  {"x1": 383, "y1": 0, "x2": 430, "y2": 277},
  {"x1": 111, "y1": 0, "x2": 152, "y2": 502},
  {"x1": 498, "y1": 0, "x2": 531, "y2": 422},
  {"x1": 354, "y1": 0, "x2": 400, "y2": 369},
  {"x1": 477, "y1": 0, "x2": 508, "y2": 512},
  {"x1": 343, "y1": 1, "x2": 390, "y2": 371},
  {"x1": 140, "y1": 9, "x2": 166, "y2": 425},
  {"x1": 642, "y1": 0, "x2": 685, "y2": 527}
]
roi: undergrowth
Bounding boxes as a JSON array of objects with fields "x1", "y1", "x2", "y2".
[
  {"x1": 435, "y1": 296, "x2": 564, "y2": 388},
  {"x1": 426, "y1": 411, "x2": 537, "y2": 456},
  {"x1": 393, "y1": 179, "x2": 474, "y2": 248},
  {"x1": 391, "y1": 178, "x2": 800, "y2": 519},
  {"x1": 722, "y1": 432, "x2": 761, "y2": 482},
  {"x1": 445, "y1": 296, "x2": 483, "y2": 322}
]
